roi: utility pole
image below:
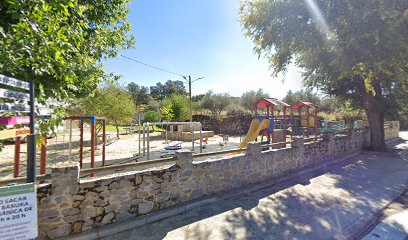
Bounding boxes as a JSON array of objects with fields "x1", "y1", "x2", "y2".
[
  {"x1": 184, "y1": 75, "x2": 203, "y2": 122},
  {"x1": 188, "y1": 75, "x2": 192, "y2": 122}
]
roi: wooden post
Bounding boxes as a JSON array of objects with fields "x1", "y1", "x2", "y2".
[
  {"x1": 306, "y1": 107, "x2": 310, "y2": 139},
  {"x1": 90, "y1": 120, "x2": 96, "y2": 177},
  {"x1": 40, "y1": 135, "x2": 47, "y2": 175},
  {"x1": 290, "y1": 108, "x2": 294, "y2": 137},
  {"x1": 298, "y1": 109, "x2": 302, "y2": 137},
  {"x1": 68, "y1": 119, "x2": 72, "y2": 161},
  {"x1": 271, "y1": 105, "x2": 275, "y2": 143},
  {"x1": 39, "y1": 135, "x2": 47, "y2": 183},
  {"x1": 102, "y1": 119, "x2": 106, "y2": 167},
  {"x1": 14, "y1": 137, "x2": 21, "y2": 178},
  {"x1": 79, "y1": 120, "x2": 84, "y2": 169}
]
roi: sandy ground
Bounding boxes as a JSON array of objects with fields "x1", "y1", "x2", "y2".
[{"x1": 0, "y1": 127, "x2": 248, "y2": 180}]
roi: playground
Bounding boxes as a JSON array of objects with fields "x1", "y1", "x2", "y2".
[{"x1": 0, "y1": 97, "x2": 357, "y2": 180}]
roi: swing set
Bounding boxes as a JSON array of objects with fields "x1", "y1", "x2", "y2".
[{"x1": 64, "y1": 116, "x2": 107, "y2": 175}]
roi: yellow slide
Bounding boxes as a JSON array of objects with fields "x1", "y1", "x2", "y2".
[{"x1": 238, "y1": 119, "x2": 270, "y2": 149}]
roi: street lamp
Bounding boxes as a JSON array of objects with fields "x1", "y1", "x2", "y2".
[{"x1": 183, "y1": 75, "x2": 204, "y2": 122}]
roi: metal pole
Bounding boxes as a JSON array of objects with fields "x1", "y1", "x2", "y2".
[
  {"x1": 79, "y1": 120, "x2": 84, "y2": 168},
  {"x1": 138, "y1": 117, "x2": 141, "y2": 155},
  {"x1": 91, "y1": 120, "x2": 95, "y2": 176},
  {"x1": 102, "y1": 119, "x2": 106, "y2": 166},
  {"x1": 143, "y1": 123, "x2": 146, "y2": 157},
  {"x1": 147, "y1": 123, "x2": 150, "y2": 160},
  {"x1": 189, "y1": 76, "x2": 192, "y2": 122},
  {"x1": 199, "y1": 123, "x2": 202, "y2": 153},
  {"x1": 27, "y1": 79, "x2": 36, "y2": 183},
  {"x1": 191, "y1": 122, "x2": 194, "y2": 151}
]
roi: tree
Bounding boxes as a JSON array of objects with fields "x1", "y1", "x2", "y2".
[
  {"x1": 127, "y1": 83, "x2": 150, "y2": 108},
  {"x1": 0, "y1": 0, "x2": 134, "y2": 102},
  {"x1": 201, "y1": 91, "x2": 232, "y2": 117},
  {"x1": 145, "y1": 99, "x2": 161, "y2": 112},
  {"x1": 143, "y1": 110, "x2": 161, "y2": 130},
  {"x1": 240, "y1": 0, "x2": 408, "y2": 151},
  {"x1": 282, "y1": 89, "x2": 321, "y2": 105},
  {"x1": 161, "y1": 94, "x2": 189, "y2": 122},
  {"x1": 240, "y1": 89, "x2": 270, "y2": 110},
  {"x1": 68, "y1": 85, "x2": 136, "y2": 138},
  {"x1": 150, "y1": 80, "x2": 187, "y2": 100}
]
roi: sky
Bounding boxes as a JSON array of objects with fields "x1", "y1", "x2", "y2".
[{"x1": 104, "y1": 0, "x2": 303, "y2": 98}]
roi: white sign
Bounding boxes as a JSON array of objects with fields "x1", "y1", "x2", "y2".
[
  {"x1": 0, "y1": 89, "x2": 30, "y2": 101},
  {"x1": 0, "y1": 183, "x2": 38, "y2": 240},
  {"x1": 0, "y1": 74, "x2": 29, "y2": 90},
  {"x1": 135, "y1": 113, "x2": 144, "y2": 121}
]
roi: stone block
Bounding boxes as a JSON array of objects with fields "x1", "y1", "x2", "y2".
[
  {"x1": 135, "y1": 175, "x2": 143, "y2": 185},
  {"x1": 94, "y1": 185, "x2": 109, "y2": 192},
  {"x1": 73, "y1": 195, "x2": 85, "y2": 201},
  {"x1": 95, "y1": 199, "x2": 108, "y2": 207},
  {"x1": 62, "y1": 208, "x2": 79, "y2": 217},
  {"x1": 101, "y1": 212, "x2": 115, "y2": 225},
  {"x1": 109, "y1": 181, "x2": 119, "y2": 189},
  {"x1": 73, "y1": 221, "x2": 83, "y2": 233},
  {"x1": 47, "y1": 224, "x2": 71, "y2": 239},
  {"x1": 247, "y1": 141, "x2": 262, "y2": 155},
  {"x1": 156, "y1": 192, "x2": 170, "y2": 203},
  {"x1": 138, "y1": 201, "x2": 154, "y2": 215},
  {"x1": 38, "y1": 209, "x2": 60, "y2": 219}
]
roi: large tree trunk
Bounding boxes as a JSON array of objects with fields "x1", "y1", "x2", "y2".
[
  {"x1": 363, "y1": 85, "x2": 386, "y2": 151},
  {"x1": 365, "y1": 109, "x2": 386, "y2": 151}
]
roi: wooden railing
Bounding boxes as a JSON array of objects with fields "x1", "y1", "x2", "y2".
[{"x1": 0, "y1": 174, "x2": 51, "y2": 186}]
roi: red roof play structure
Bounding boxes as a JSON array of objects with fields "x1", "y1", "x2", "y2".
[
  {"x1": 254, "y1": 98, "x2": 290, "y2": 109},
  {"x1": 290, "y1": 101, "x2": 320, "y2": 111}
]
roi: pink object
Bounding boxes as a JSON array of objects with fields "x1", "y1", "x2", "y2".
[{"x1": 0, "y1": 116, "x2": 30, "y2": 125}]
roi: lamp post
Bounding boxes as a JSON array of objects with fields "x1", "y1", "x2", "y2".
[{"x1": 184, "y1": 76, "x2": 204, "y2": 122}]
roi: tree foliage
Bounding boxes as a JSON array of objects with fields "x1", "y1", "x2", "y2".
[
  {"x1": 67, "y1": 85, "x2": 136, "y2": 138},
  {"x1": 240, "y1": 0, "x2": 408, "y2": 150},
  {"x1": 161, "y1": 94, "x2": 189, "y2": 122},
  {"x1": 127, "y1": 83, "x2": 150, "y2": 108},
  {"x1": 201, "y1": 91, "x2": 232, "y2": 116},
  {"x1": 282, "y1": 90, "x2": 321, "y2": 105},
  {"x1": 143, "y1": 111, "x2": 161, "y2": 123},
  {"x1": 0, "y1": 0, "x2": 134, "y2": 102},
  {"x1": 150, "y1": 80, "x2": 187, "y2": 100},
  {"x1": 240, "y1": 88, "x2": 270, "y2": 110}
]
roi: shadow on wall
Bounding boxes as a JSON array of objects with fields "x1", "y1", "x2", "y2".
[{"x1": 126, "y1": 147, "x2": 407, "y2": 240}]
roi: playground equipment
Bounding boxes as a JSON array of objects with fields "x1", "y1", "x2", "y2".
[
  {"x1": 290, "y1": 101, "x2": 320, "y2": 139},
  {"x1": 238, "y1": 98, "x2": 290, "y2": 149},
  {"x1": 0, "y1": 124, "x2": 30, "y2": 178},
  {"x1": 142, "y1": 122, "x2": 203, "y2": 160},
  {"x1": 64, "y1": 116, "x2": 107, "y2": 173}
]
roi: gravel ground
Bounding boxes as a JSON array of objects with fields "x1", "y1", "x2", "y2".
[{"x1": 0, "y1": 127, "x2": 247, "y2": 180}]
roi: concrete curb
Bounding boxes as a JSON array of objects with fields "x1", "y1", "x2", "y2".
[{"x1": 61, "y1": 151, "x2": 365, "y2": 240}]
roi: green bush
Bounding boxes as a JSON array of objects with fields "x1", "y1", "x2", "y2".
[
  {"x1": 143, "y1": 111, "x2": 161, "y2": 123},
  {"x1": 161, "y1": 94, "x2": 189, "y2": 121}
]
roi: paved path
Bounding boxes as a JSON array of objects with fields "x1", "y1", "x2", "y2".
[
  {"x1": 99, "y1": 133, "x2": 408, "y2": 240},
  {"x1": 361, "y1": 189, "x2": 408, "y2": 240}
]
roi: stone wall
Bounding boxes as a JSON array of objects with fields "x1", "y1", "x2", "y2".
[
  {"x1": 364, "y1": 121, "x2": 400, "y2": 145},
  {"x1": 37, "y1": 131, "x2": 366, "y2": 239}
]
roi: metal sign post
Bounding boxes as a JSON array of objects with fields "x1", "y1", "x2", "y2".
[
  {"x1": 0, "y1": 74, "x2": 36, "y2": 183},
  {"x1": 26, "y1": 80, "x2": 36, "y2": 183},
  {"x1": 0, "y1": 74, "x2": 38, "y2": 239}
]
